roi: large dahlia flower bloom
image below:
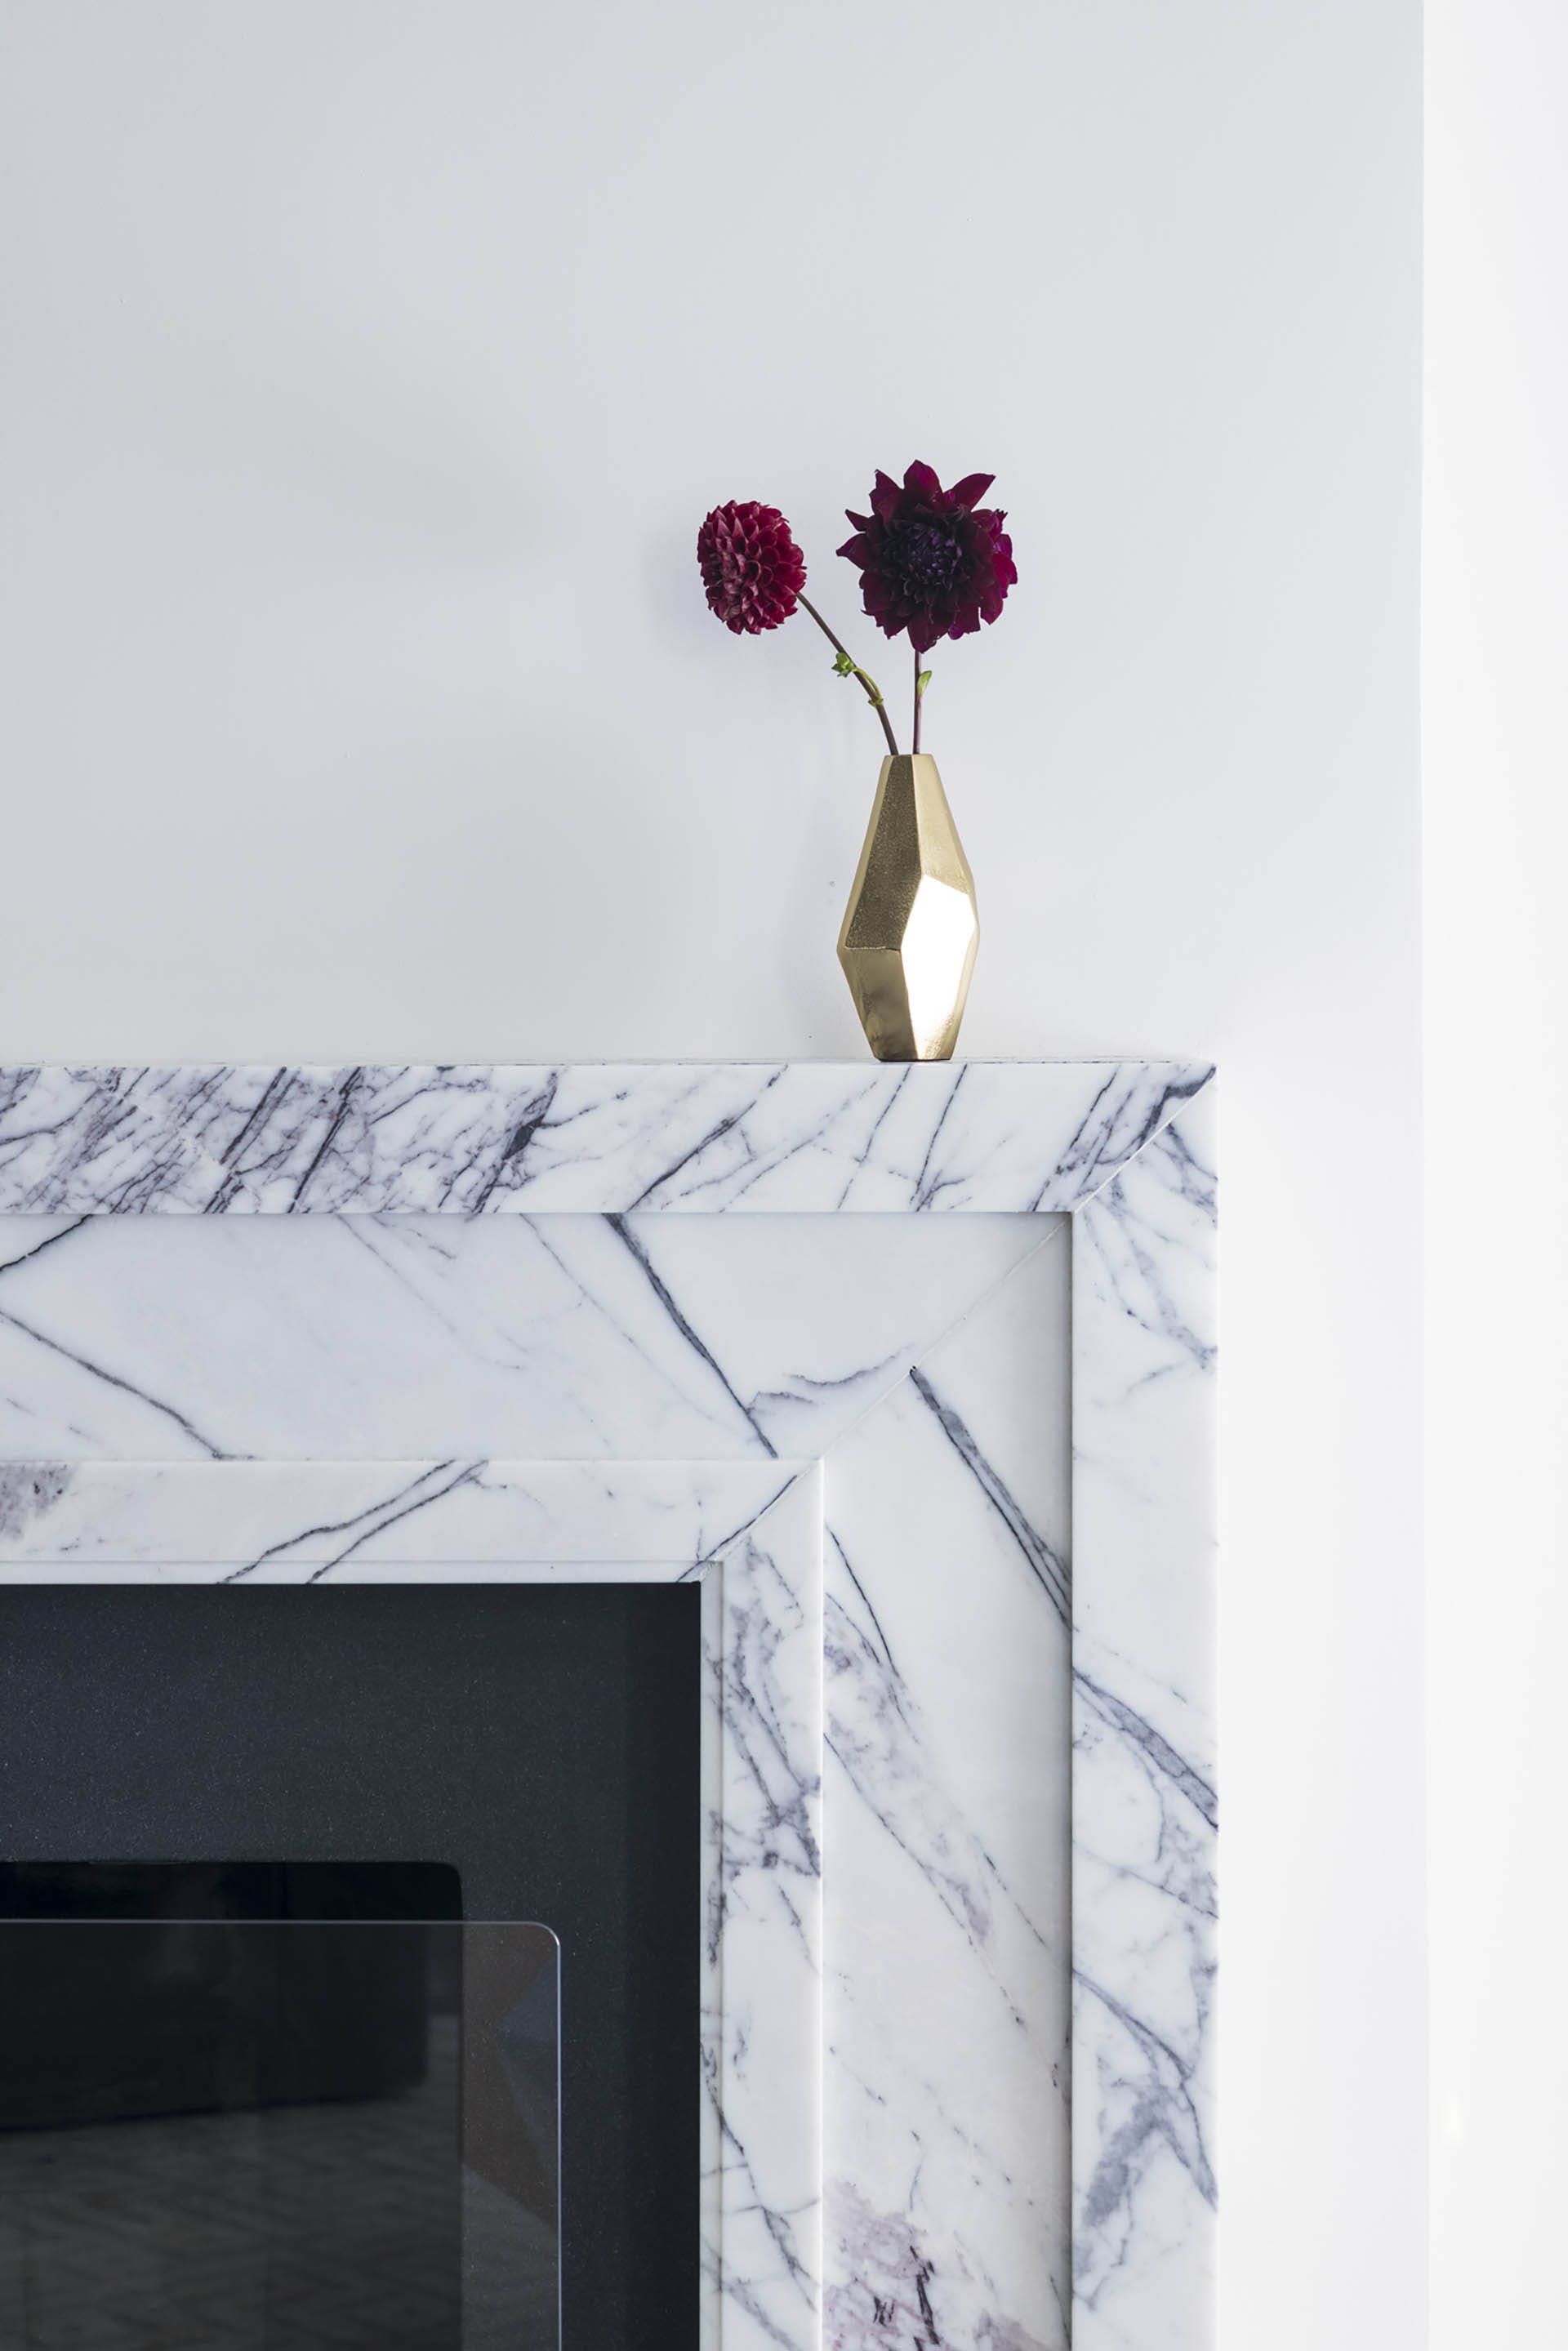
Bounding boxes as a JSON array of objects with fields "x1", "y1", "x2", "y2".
[{"x1": 837, "y1": 461, "x2": 1016, "y2": 655}]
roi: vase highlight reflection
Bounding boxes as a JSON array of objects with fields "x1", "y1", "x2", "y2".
[{"x1": 837, "y1": 755, "x2": 979, "y2": 1062}]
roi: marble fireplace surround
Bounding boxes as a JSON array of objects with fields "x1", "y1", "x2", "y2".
[{"x1": 0, "y1": 1061, "x2": 1216, "y2": 2351}]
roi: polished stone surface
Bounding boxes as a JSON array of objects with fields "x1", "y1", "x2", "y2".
[{"x1": 0, "y1": 1062, "x2": 1217, "y2": 2351}]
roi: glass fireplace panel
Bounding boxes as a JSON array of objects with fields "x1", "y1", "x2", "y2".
[{"x1": 0, "y1": 1921, "x2": 559, "y2": 2350}]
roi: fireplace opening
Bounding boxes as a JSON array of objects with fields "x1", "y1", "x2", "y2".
[{"x1": 0, "y1": 1585, "x2": 698, "y2": 2348}]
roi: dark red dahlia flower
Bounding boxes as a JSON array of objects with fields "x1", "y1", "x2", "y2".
[
  {"x1": 697, "y1": 501, "x2": 807, "y2": 635},
  {"x1": 837, "y1": 461, "x2": 1016, "y2": 655}
]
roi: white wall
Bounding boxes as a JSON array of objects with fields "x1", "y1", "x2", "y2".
[
  {"x1": 1426, "y1": 6, "x2": 1568, "y2": 2345},
  {"x1": 0, "y1": 6, "x2": 1424, "y2": 2344}
]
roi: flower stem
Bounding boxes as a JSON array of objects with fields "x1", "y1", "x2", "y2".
[
  {"x1": 913, "y1": 646, "x2": 923, "y2": 754},
  {"x1": 798, "y1": 594, "x2": 898, "y2": 757}
]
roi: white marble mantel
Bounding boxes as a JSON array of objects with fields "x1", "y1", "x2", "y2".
[
  {"x1": 0, "y1": 1062, "x2": 1218, "y2": 2351},
  {"x1": 0, "y1": 1061, "x2": 1209, "y2": 1216}
]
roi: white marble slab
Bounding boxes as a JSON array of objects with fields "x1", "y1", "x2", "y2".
[
  {"x1": 1071, "y1": 1089, "x2": 1217, "y2": 2351},
  {"x1": 0, "y1": 1062, "x2": 1212, "y2": 1215},
  {"x1": 0, "y1": 1459, "x2": 797, "y2": 1572},
  {"x1": 702, "y1": 1469, "x2": 824, "y2": 2349},
  {"x1": 0, "y1": 1213, "x2": 1046, "y2": 1461},
  {"x1": 825, "y1": 1229, "x2": 1074, "y2": 2347},
  {"x1": 0, "y1": 1062, "x2": 1216, "y2": 2351}
]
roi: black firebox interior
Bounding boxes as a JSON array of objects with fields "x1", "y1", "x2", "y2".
[{"x1": 0, "y1": 1583, "x2": 699, "y2": 2348}]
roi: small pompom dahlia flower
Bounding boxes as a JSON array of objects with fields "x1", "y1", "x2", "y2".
[
  {"x1": 837, "y1": 461, "x2": 1016, "y2": 655},
  {"x1": 697, "y1": 501, "x2": 808, "y2": 635}
]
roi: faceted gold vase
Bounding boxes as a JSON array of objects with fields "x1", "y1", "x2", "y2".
[{"x1": 837, "y1": 754, "x2": 979, "y2": 1062}]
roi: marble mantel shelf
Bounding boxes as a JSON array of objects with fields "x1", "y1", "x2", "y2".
[
  {"x1": 0, "y1": 1061, "x2": 1213, "y2": 1216},
  {"x1": 0, "y1": 1059, "x2": 1217, "y2": 2351}
]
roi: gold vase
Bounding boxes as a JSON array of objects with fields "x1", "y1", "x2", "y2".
[{"x1": 837, "y1": 753, "x2": 979, "y2": 1062}]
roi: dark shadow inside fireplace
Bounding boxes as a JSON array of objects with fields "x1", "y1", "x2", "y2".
[{"x1": 0, "y1": 1584, "x2": 699, "y2": 2349}]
